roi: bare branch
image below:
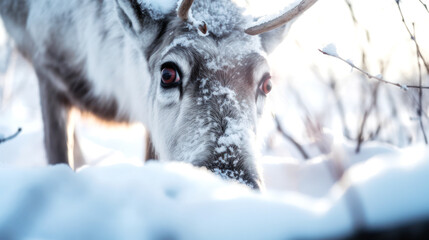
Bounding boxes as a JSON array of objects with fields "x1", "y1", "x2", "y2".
[
  {"x1": 396, "y1": 1, "x2": 429, "y2": 74},
  {"x1": 311, "y1": 65, "x2": 352, "y2": 140},
  {"x1": 356, "y1": 83, "x2": 380, "y2": 153},
  {"x1": 344, "y1": 0, "x2": 358, "y2": 25},
  {"x1": 0, "y1": 128, "x2": 22, "y2": 144},
  {"x1": 274, "y1": 115, "x2": 310, "y2": 160},
  {"x1": 396, "y1": 1, "x2": 429, "y2": 144},
  {"x1": 318, "y1": 49, "x2": 429, "y2": 90},
  {"x1": 419, "y1": 0, "x2": 429, "y2": 14},
  {"x1": 413, "y1": 23, "x2": 428, "y2": 144}
]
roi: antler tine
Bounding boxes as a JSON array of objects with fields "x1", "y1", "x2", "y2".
[
  {"x1": 178, "y1": 0, "x2": 194, "y2": 21},
  {"x1": 245, "y1": 0, "x2": 318, "y2": 35}
]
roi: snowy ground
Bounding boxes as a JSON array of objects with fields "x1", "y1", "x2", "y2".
[
  {"x1": 1, "y1": 0, "x2": 429, "y2": 239},
  {"x1": 1, "y1": 150, "x2": 428, "y2": 240}
]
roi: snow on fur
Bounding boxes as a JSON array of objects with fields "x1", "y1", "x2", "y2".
[
  {"x1": 137, "y1": 0, "x2": 177, "y2": 19},
  {"x1": 245, "y1": 0, "x2": 301, "y2": 28},
  {"x1": 190, "y1": 0, "x2": 246, "y2": 37}
]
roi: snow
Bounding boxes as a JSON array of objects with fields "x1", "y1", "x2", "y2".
[
  {"x1": 191, "y1": 0, "x2": 245, "y2": 37},
  {"x1": 1, "y1": 67, "x2": 428, "y2": 238},
  {"x1": 347, "y1": 145, "x2": 429, "y2": 228},
  {"x1": 322, "y1": 43, "x2": 338, "y2": 57},
  {"x1": 137, "y1": 0, "x2": 178, "y2": 20},
  {"x1": 0, "y1": 145, "x2": 428, "y2": 239},
  {"x1": 2, "y1": 72, "x2": 428, "y2": 239},
  {"x1": 399, "y1": 84, "x2": 409, "y2": 91},
  {"x1": 2, "y1": 0, "x2": 429, "y2": 239},
  {"x1": 245, "y1": 0, "x2": 301, "y2": 28}
]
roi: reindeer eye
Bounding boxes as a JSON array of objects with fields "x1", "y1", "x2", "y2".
[
  {"x1": 160, "y1": 63, "x2": 181, "y2": 88},
  {"x1": 259, "y1": 75, "x2": 272, "y2": 95}
]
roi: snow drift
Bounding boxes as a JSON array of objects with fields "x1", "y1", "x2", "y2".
[{"x1": 0, "y1": 144, "x2": 428, "y2": 240}]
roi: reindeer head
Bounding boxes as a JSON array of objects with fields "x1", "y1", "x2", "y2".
[{"x1": 115, "y1": 0, "x2": 318, "y2": 189}]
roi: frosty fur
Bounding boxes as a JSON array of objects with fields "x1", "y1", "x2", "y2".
[{"x1": 0, "y1": 0, "x2": 297, "y2": 189}]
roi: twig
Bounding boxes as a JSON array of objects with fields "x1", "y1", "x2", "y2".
[
  {"x1": 385, "y1": 87, "x2": 414, "y2": 145},
  {"x1": 287, "y1": 82, "x2": 328, "y2": 155},
  {"x1": 355, "y1": 33, "x2": 372, "y2": 153},
  {"x1": 396, "y1": 0, "x2": 429, "y2": 144},
  {"x1": 344, "y1": 0, "x2": 371, "y2": 43},
  {"x1": 412, "y1": 23, "x2": 428, "y2": 144},
  {"x1": 318, "y1": 49, "x2": 429, "y2": 90},
  {"x1": 356, "y1": 83, "x2": 380, "y2": 153},
  {"x1": 418, "y1": 0, "x2": 429, "y2": 14},
  {"x1": 344, "y1": 0, "x2": 358, "y2": 25},
  {"x1": 328, "y1": 76, "x2": 352, "y2": 140},
  {"x1": 417, "y1": 70, "x2": 428, "y2": 144},
  {"x1": 396, "y1": 1, "x2": 429, "y2": 74},
  {"x1": 274, "y1": 115, "x2": 310, "y2": 160},
  {"x1": 310, "y1": 65, "x2": 353, "y2": 140},
  {"x1": 0, "y1": 128, "x2": 22, "y2": 144},
  {"x1": 370, "y1": 60, "x2": 389, "y2": 141}
]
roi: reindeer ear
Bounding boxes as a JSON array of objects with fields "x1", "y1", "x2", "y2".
[
  {"x1": 115, "y1": 0, "x2": 145, "y2": 37},
  {"x1": 259, "y1": 22, "x2": 293, "y2": 54}
]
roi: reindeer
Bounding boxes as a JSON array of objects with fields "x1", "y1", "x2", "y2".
[{"x1": 0, "y1": 0, "x2": 318, "y2": 189}]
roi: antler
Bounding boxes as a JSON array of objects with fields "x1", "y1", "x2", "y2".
[
  {"x1": 245, "y1": 0, "x2": 318, "y2": 35},
  {"x1": 177, "y1": 0, "x2": 208, "y2": 35},
  {"x1": 178, "y1": 0, "x2": 194, "y2": 21}
]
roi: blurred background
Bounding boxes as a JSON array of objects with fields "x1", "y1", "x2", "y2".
[
  {"x1": 252, "y1": 0, "x2": 429, "y2": 159},
  {"x1": 0, "y1": 0, "x2": 428, "y2": 166}
]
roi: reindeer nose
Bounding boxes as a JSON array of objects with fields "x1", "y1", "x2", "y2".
[
  {"x1": 197, "y1": 159, "x2": 262, "y2": 190},
  {"x1": 247, "y1": 178, "x2": 261, "y2": 190},
  {"x1": 216, "y1": 168, "x2": 261, "y2": 190}
]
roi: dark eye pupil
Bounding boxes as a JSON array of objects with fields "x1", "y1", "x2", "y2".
[
  {"x1": 265, "y1": 81, "x2": 272, "y2": 92},
  {"x1": 161, "y1": 68, "x2": 176, "y2": 84},
  {"x1": 162, "y1": 70, "x2": 172, "y2": 80},
  {"x1": 259, "y1": 76, "x2": 272, "y2": 95}
]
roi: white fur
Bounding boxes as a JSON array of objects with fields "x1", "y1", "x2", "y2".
[
  {"x1": 2, "y1": 0, "x2": 302, "y2": 187},
  {"x1": 25, "y1": 0, "x2": 154, "y2": 124}
]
